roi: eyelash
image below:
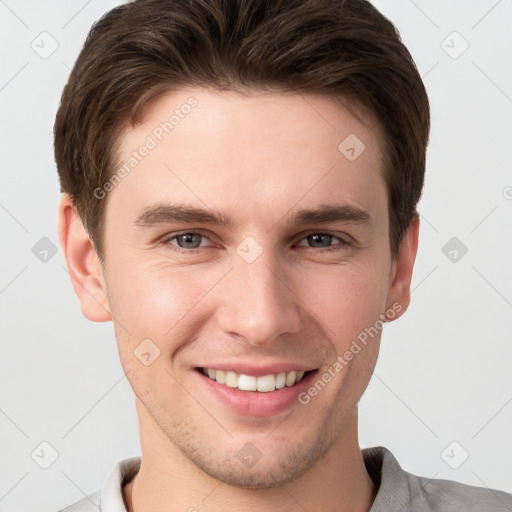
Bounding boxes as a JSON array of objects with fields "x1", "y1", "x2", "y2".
[{"x1": 160, "y1": 230, "x2": 351, "y2": 254}]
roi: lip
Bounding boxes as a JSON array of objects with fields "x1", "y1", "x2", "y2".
[
  {"x1": 194, "y1": 362, "x2": 317, "y2": 377},
  {"x1": 193, "y1": 367, "x2": 319, "y2": 417}
]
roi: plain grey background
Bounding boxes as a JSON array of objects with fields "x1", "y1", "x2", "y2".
[{"x1": 1, "y1": 1, "x2": 511, "y2": 511}]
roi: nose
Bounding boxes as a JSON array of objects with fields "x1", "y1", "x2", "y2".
[{"x1": 215, "y1": 248, "x2": 303, "y2": 347}]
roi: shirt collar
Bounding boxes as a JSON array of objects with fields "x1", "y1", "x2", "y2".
[
  {"x1": 100, "y1": 456, "x2": 140, "y2": 512},
  {"x1": 98, "y1": 446, "x2": 412, "y2": 512},
  {"x1": 362, "y1": 445, "x2": 414, "y2": 511}
]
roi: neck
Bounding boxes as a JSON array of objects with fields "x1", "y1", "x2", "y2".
[{"x1": 123, "y1": 406, "x2": 376, "y2": 512}]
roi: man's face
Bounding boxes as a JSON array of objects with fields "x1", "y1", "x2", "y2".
[{"x1": 93, "y1": 88, "x2": 406, "y2": 487}]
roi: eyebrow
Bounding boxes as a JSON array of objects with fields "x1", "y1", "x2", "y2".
[
  {"x1": 288, "y1": 203, "x2": 372, "y2": 227},
  {"x1": 134, "y1": 202, "x2": 372, "y2": 230}
]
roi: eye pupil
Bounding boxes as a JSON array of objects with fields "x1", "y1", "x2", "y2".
[
  {"x1": 178, "y1": 233, "x2": 201, "y2": 248},
  {"x1": 309, "y1": 233, "x2": 333, "y2": 247}
]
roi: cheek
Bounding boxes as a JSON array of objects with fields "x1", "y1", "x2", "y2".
[
  {"x1": 106, "y1": 262, "x2": 216, "y2": 349},
  {"x1": 301, "y1": 262, "x2": 388, "y2": 344},
  {"x1": 107, "y1": 265, "x2": 212, "y2": 402},
  {"x1": 106, "y1": 246, "x2": 390, "y2": 364}
]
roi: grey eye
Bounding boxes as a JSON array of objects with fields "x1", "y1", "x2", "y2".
[
  {"x1": 299, "y1": 233, "x2": 343, "y2": 248},
  {"x1": 172, "y1": 233, "x2": 204, "y2": 249}
]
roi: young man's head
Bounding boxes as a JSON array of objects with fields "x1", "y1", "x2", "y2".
[{"x1": 55, "y1": 0, "x2": 429, "y2": 499}]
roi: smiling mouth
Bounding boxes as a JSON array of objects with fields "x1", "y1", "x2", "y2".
[{"x1": 196, "y1": 367, "x2": 316, "y2": 392}]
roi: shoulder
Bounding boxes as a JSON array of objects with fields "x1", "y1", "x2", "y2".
[
  {"x1": 56, "y1": 456, "x2": 141, "y2": 512},
  {"x1": 57, "y1": 490, "x2": 101, "y2": 512},
  {"x1": 363, "y1": 446, "x2": 512, "y2": 512},
  {"x1": 409, "y1": 472, "x2": 512, "y2": 511}
]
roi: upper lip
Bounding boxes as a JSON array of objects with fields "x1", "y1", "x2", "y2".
[{"x1": 195, "y1": 362, "x2": 318, "y2": 377}]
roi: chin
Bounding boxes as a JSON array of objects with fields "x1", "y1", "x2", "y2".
[{"x1": 185, "y1": 436, "x2": 329, "y2": 490}]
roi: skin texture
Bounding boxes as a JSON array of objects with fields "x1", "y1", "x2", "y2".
[{"x1": 59, "y1": 87, "x2": 419, "y2": 512}]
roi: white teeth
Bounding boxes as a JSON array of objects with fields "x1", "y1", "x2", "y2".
[
  {"x1": 275, "y1": 372, "x2": 286, "y2": 389},
  {"x1": 225, "y1": 371, "x2": 238, "y2": 388},
  {"x1": 257, "y1": 374, "x2": 275, "y2": 392},
  {"x1": 215, "y1": 369, "x2": 226, "y2": 385},
  {"x1": 238, "y1": 374, "x2": 257, "y2": 391},
  {"x1": 285, "y1": 371, "x2": 296, "y2": 387},
  {"x1": 202, "y1": 368, "x2": 308, "y2": 392}
]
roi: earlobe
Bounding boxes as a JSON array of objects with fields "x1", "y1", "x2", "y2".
[
  {"x1": 58, "y1": 194, "x2": 112, "y2": 322},
  {"x1": 385, "y1": 213, "x2": 420, "y2": 321}
]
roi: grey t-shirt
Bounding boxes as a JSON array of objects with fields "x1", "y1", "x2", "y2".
[{"x1": 58, "y1": 445, "x2": 512, "y2": 511}]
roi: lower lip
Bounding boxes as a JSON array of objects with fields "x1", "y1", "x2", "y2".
[{"x1": 194, "y1": 369, "x2": 318, "y2": 417}]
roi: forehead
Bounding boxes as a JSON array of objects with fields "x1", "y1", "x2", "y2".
[
  {"x1": 108, "y1": 87, "x2": 387, "y2": 231},
  {"x1": 127, "y1": 87, "x2": 382, "y2": 153}
]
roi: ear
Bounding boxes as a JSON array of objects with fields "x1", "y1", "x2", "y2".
[
  {"x1": 384, "y1": 213, "x2": 420, "y2": 321},
  {"x1": 58, "y1": 194, "x2": 112, "y2": 322}
]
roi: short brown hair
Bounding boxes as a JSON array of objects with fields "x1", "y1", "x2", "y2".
[{"x1": 54, "y1": 0, "x2": 429, "y2": 261}]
